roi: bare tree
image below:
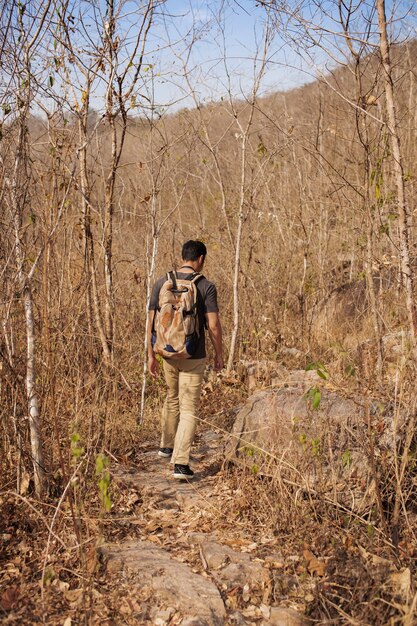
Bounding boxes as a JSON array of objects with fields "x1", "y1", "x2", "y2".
[
  {"x1": 1, "y1": 0, "x2": 55, "y2": 496},
  {"x1": 376, "y1": 0, "x2": 417, "y2": 357},
  {"x1": 338, "y1": 0, "x2": 384, "y2": 374},
  {"x1": 224, "y1": 13, "x2": 275, "y2": 372},
  {"x1": 55, "y1": 0, "x2": 157, "y2": 370}
]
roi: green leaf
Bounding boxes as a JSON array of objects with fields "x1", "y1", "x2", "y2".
[
  {"x1": 312, "y1": 388, "x2": 321, "y2": 410},
  {"x1": 103, "y1": 494, "x2": 112, "y2": 511},
  {"x1": 370, "y1": 169, "x2": 376, "y2": 185},
  {"x1": 342, "y1": 449, "x2": 352, "y2": 468},
  {"x1": 311, "y1": 437, "x2": 320, "y2": 456},
  {"x1": 95, "y1": 453, "x2": 109, "y2": 474},
  {"x1": 305, "y1": 361, "x2": 329, "y2": 380},
  {"x1": 70, "y1": 432, "x2": 84, "y2": 459},
  {"x1": 49, "y1": 75, "x2": 54, "y2": 87},
  {"x1": 344, "y1": 364, "x2": 356, "y2": 377},
  {"x1": 257, "y1": 142, "x2": 267, "y2": 156}
]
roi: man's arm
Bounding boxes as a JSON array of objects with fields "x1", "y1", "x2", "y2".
[
  {"x1": 206, "y1": 311, "x2": 224, "y2": 371},
  {"x1": 147, "y1": 310, "x2": 159, "y2": 378}
]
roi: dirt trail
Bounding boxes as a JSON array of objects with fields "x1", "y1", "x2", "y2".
[{"x1": 100, "y1": 430, "x2": 308, "y2": 626}]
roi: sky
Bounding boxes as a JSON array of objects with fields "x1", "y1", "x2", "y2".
[
  {"x1": 140, "y1": 0, "x2": 317, "y2": 110},
  {"x1": 124, "y1": 0, "x2": 416, "y2": 109},
  {"x1": 104, "y1": 0, "x2": 417, "y2": 114},
  {"x1": 67, "y1": 0, "x2": 323, "y2": 114},
  {"x1": 4, "y1": 0, "x2": 415, "y2": 118}
]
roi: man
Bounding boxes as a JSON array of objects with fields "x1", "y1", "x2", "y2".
[{"x1": 148, "y1": 240, "x2": 223, "y2": 480}]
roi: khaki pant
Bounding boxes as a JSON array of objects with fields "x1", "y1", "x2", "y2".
[{"x1": 161, "y1": 358, "x2": 206, "y2": 465}]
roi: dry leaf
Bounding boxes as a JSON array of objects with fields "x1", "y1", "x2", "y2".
[
  {"x1": 147, "y1": 535, "x2": 162, "y2": 545},
  {"x1": 1, "y1": 586, "x2": 20, "y2": 611},
  {"x1": 199, "y1": 545, "x2": 208, "y2": 570},
  {"x1": 65, "y1": 588, "x2": 84, "y2": 607},
  {"x1": 63, "y1": 618, "x2": 72, "y2": 626},
  {"x1": 242, "y1": 583, "x2": 250, "y2": 602},
  {"x1": 241, "y1": 605, "x2": 260, "y2": 618},
  {"x1": 303, "y1": 547, "x2": 327, "y2": 577},
  {"x1": 387, "y1": 568, "x2": 412, "y2": 601},
  {"x1": 58, "y1": 581, "x2": 70, "y2": 592}
]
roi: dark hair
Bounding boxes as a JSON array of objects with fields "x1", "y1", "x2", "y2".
[{"x1": 182, "y1": 240, "x2": 207, "y2": 261}]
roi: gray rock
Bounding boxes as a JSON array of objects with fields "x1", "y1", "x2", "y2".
[
  {"x1": 190, "y1": 536, "x2": 269, "y2": 590},
  {"x1": 99, "y1": 540, "x2": 225, "y2": 625},
  {"x1": 227, "y1": 376, "x2": 363, "y2": 473},
  {"x1": 225, "y1": 377, "x2": 385, "y2": 512}
]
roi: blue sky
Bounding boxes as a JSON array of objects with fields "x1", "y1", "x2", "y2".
[
  {"x1": 16, "y1": 0, "x2": 414, "y2": 117},
  {"x1": 130, "y1": 0, "x2": 416, "y2": 112},
  {"x1": 142, "y1": 0, "x2": 316, "y2": 109}
]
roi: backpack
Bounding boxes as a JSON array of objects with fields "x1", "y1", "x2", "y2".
[{"x1": 151, "y1": 270, "x2": 203, "y2": 359}]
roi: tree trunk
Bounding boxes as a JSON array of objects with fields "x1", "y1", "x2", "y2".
[
  {"x1": 377, "y1": 0, "x2": 417, "y2": 355},
  {"x1": 77, "y1": 109, "x2": 112, "y2": 367},
  {"x1": 227, "y1": 125, "x2": 247, "y2": 373},
  {"x1": 11, "y1": 120, "x2": 47, "y2": 496}
]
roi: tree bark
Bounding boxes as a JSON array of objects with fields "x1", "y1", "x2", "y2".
[
  {"x1": 377, "y1": 0, "x2": 417, "y2": 355},
  {"x1": 11, "y1": 119, "x2": 47, "y2": 497}
]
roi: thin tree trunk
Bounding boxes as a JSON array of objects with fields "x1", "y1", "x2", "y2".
[
  {"x1": 227, "y1": 123, "x2": 247, "y2": 373},
  {"x1": 11, "y1": 119, "x2": 47, "y2": 496},
  {"x1": 23, "y1": 284, "x2": 47, "y2": 495},
  {"x1": 78, "y1": 110, "x2": 112, "y2": 367},
  {"x1": 139, "y1": 218, "x2": 159, "y2": 423},
  {"x1": 377, "y1": 0, "x2": 417, "y2": 355}
]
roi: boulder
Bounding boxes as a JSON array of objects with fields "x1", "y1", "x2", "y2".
[
  {"x1": 310, "y1": 273, "x2": 399, "y2": 350},
  {"x1": 226, "y1": 369, "x2": 393, "y2": 510}
]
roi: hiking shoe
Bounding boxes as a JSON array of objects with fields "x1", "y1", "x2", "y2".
[
  {"x1": 173, "y1": 464, "x2": 194, "y2": 480},
  {"x1": 158, "y1": 447, "x2": 173, "y2": 458}
]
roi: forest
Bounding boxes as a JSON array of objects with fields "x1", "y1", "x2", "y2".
[{"x1": 1, "y1": 0, "x2": 416, "y2": 624}]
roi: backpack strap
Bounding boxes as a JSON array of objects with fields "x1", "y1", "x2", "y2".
[
  {"x1": 168, "y1": 270, "x2": 177, "y2": 291},
  {"x1": 191, "y1": 272, "x2": 203, "y2": 284},
  {"x1": 181, "y1": 273, "x2": 203, "y2": 319}
]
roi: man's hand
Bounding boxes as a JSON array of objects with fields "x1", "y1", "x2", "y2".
[
  {"x1": 206, "y1": 312, "x2": 224, "y2": 373},
  {"x1": 214, "y1": 354, "x2": 224, "y2": 372},
  {"x1": 148, "y1": 354, "x2": 159, "y2": 378}
]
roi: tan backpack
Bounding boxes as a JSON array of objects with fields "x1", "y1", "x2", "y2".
[{"x1": 151, "y1": 271, "x2": 203, "y2": 359}]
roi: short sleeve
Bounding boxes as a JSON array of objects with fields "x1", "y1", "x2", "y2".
[
  {"x1": 203, "y1": 282, "x2": 219, "y2": 314},
  {"x1": 148, "y1": 278, "x2": 163, "y2": 311}
]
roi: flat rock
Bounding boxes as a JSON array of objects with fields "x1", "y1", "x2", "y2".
[
  {"x1": 99, "y1": 540, "x2": 225, "y2": 625},
  {"x1": 190, "y1": 535, "x2": 269, "y2": 590}
]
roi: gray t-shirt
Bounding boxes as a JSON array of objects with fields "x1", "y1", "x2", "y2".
[{"x1": 149, "y1": 271, "x2": 219, "y2": 359}]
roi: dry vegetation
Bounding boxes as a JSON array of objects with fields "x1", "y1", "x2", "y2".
[{"x1": 1, "y1": 1, "x2": 417, "y2": 624}]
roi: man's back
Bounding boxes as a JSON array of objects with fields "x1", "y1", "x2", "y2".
[{"x1": 149, "y1": 270, "x2": 219, "y2": 359}]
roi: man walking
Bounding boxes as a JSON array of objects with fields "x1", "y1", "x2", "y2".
[{"x1": 148, "y1": 240, "x2": 223, "y2": 480}]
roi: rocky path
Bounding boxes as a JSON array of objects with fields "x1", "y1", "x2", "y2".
[{"x1": 99, "y1": 430, "x2": 308, "y2": 626}]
